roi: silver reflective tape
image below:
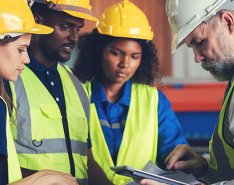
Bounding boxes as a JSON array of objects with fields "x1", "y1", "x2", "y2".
[{"x1": 16, "y1": 138, "x2": 87, "y2": 156}]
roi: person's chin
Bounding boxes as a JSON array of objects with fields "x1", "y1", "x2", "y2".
[
  {"x1": 58, "y1": 54, "x2": 71, "y2": 63},
  {"x1": 114, "y1": 77, "x2": 128, "y2": 84},
  {"x1": 7, "y1": 75, "x2": 18, "y2": 82}
]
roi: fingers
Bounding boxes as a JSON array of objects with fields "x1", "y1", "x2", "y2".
[
  {"x1": 165, "y1": 144, "x2": 190, "y2": 170},
  {"x1": 140, "y1": 179, "x2": 167, "y2": 185},
  {"x1": 50, "y1": 172, "x2": 78, "y2": 185},
  {"x1": 172, "y1": 160, "x2": 195, "y2": 171},
  {"x1": 164, "y1": 145, "x2": 208, "y2": 177},
  {"x1": 50, "y1": 175, "x2": 78, "y2": 185},
  {"x1": 140, "y1": 179, "x2": 153, "y2": 185},
  {"x1": 33, "y1": 170, "x2": 78, "y2": 185}
]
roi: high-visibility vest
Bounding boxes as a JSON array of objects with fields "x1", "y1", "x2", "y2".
[
  {"x1": 0, "y1": 97, "x2": 22, "y2": 183},
  {"x1": 86, "y1": 82, "x2": 158, "y2": 185},
  {"x1": 209, "y1": 81, "x2": 234, "y2": 183},
  {"x1": 10, "y1": 64, "x2": 89, "y2": 185}
]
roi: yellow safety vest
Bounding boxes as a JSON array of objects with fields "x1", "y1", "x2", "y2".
[
  {"x1": 10, "y1": 64, "x2": 89, "y2": 185},
  {"x1": 86, "y1": 82, "x2": 158, "y2": 185},
  {"x1": 0, "y1": 97, "x2": 22, "y2": 183},
  {"x1": 209, "y1": 81, "x2": 234, "y2": 182}
]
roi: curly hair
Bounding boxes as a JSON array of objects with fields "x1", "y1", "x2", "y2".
[{"x1": 73, "y1": 29, "x2": 161, "y2": 86}]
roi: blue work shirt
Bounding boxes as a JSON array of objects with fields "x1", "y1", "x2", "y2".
[
  {"x1": 0, "y1": 98, "x2": 8, "y2": 184},
  {"x1": 91, "y1": 79, "x2": 188, "y2": 167},
  {"x1": 0, "y1": 99, "x2": 7, "y2": 157},
  {"x1": 27, "y1": 54, "x2": 66, "y2": 114}
]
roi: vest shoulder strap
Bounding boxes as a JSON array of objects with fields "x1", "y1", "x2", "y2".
[{"x1": 59, "y1": 64, "x2": 90, "y2": 123}]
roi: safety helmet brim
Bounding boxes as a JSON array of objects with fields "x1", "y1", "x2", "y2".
[
  {"x1": 171, "y1": 19, "x2": 204, "y2": 53},
  {"x1": 26, "y1": 23, "x2": 54, "y2": 34},
  {"x1": 64, "y1": 10, "x2": 97, "y2": 21},
  {"x1": 0, "y1": 0, "x2": 54, "y2": 36},
  {"x1": 97, "y1": 27, "x2": 154, "y2": 41}
]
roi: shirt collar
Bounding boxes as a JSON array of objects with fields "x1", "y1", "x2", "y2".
[
  {"x1": 91, "y1": 79, "x2": 131, "y2": 106},
  {"x1": 28, "y1": 52, "x2": 58, "y2": 74},
  {"x1": 91, "y1": 79, "x2": 108, "y2": 103}
]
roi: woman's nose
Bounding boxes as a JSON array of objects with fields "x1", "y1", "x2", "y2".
[
  {"x1": 24, "y1": 53, "x2": 30, "y2": 64},
  {"x1": 119, "y1": 56, "x2": 130, "y2": 68}
]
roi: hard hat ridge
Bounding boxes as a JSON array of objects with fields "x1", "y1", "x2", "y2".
[
  {"x1": 30, "y1": 0, "x2": 97, "y2": 21},
  {"x1": 97, "y1": 0, "x2": 154, "y2": 41}
]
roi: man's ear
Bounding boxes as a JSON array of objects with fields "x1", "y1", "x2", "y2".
[{"x1": 221, "y1": 11, "x2": 234, "y2": 33}]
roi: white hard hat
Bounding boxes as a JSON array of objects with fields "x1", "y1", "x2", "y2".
[{"x1": 166, "y1": 0, "x2": 234, "y2": 53}]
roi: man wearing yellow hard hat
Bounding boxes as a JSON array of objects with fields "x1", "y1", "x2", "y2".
[
  {"x1": 73, "y1": 0, "x2": 187, "y2": 184},
  {"x1": 4, "y1": 0, "x2": 98, "y2": 184},
  {"x1": 0, "y1": 0, "x2": 78, "y2": 185}
]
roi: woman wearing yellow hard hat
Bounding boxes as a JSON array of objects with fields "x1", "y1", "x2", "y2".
[
  {"x1": 73, "y1": 0, "x2": 188, "y2": 184},
  {"x1": 0, "y1": 0, "x2": 78, "y2": 185}
]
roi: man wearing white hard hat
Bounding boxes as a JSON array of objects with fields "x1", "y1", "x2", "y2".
[
  {"x1": 140, "y1": 1, "x2": 234, "y2": 184},
  {"x1": 139, "y1": 0, "x2": 234, "y2": 185}
]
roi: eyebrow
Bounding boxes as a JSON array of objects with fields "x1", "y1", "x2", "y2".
[
  {"x1": 109, "y1": 46, "x2": 142, "y2": 55},
  {"x1": 19, "y1": 44, "x2": 30, "y2": 48},
  {"x1": 62, "y1": 20, "x2": 85, "y2": 28}
]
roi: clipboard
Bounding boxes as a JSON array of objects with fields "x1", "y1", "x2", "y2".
[{"x1": 110, "y1": 166, "x2": 190, "y2": 185}]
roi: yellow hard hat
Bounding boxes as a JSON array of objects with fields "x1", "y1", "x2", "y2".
[
  {"x1": 31, "y1": 0, "x2": 97, "y2": 21},
  {"x1": 97, "y1": 0, "x2": 154, "y2": 40},
  {"x1": 0, "y1": 0, "x2": 53, "y2": 39}
]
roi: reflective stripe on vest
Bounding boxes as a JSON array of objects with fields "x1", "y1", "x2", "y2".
[
  {"x1": 61, "y1": 64, "x2": 90, "y2": 122},
  {"x1": 10, "y1": 64, "x2": 89, "y2": 183},
  {"x1": 0, "y1": 97, "x2": 22, "y2": 183},
  {"x1": 86, "y1": 82, "x2": 158, "y2": 185},
  {"x1": 209, "y1": 81, "x2": 234, "y2": 182}
]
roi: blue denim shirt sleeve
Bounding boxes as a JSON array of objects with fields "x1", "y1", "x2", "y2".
[
  {"x1": 0, "y1": 98, "x2": 7, "y2": 157},
  {"x1": 0, "y1": 98, "x2": 8, "y2": 184},
  {"x1": 157, "y1": 90, "x2": 188, "y2": 168},
  {"x1": 0, "y1": 155, "x2": 8, "y2": 185}
]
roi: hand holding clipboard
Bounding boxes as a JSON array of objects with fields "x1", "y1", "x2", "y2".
[{"x1": 110, "y1": 166, "x2": 190, "y2": 185}]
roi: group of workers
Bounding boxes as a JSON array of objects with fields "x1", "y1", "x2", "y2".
[{"x1": 0, "y1": 0, "x2": 234, "y2": 185}]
